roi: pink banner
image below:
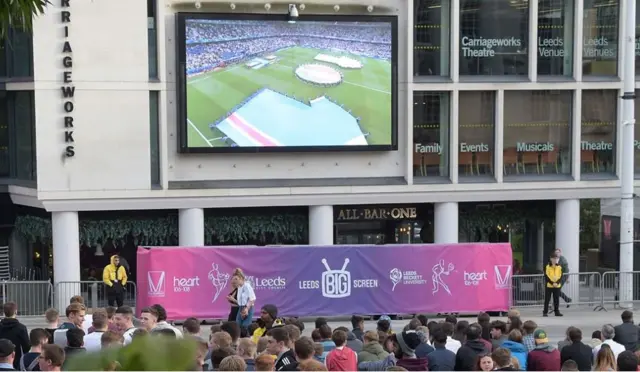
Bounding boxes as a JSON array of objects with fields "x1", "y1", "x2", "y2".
[{"x1": 137, "y1": 244, "x2": 512, "y2": 320}]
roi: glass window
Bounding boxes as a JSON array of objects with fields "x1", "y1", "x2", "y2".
[
  {"x1": 14, "y1": 92, "x2": 35, "y2": 180},
  {"x1": 0, "y1": 43, "x2": 6, "y2": 78},
  {"x1": 458, "y1": 91, "x2": 495, "y2": 178},
  {"x1": 148, "y1": 0, "x2": 158, "y2": 79},
  {"x1": 414, "y1": 0, "x2": 450, "y2": 77},
  {"x1": 0, "y1": 27, "x2": 33, "y2": 79},
  {"x1": 582, "y1": 0, "x2": 619, "y2": 77},
  {"x1": 413, "y1": 92, "x2": 450, "y2": 178},
  {"x1": 0, "y1": 92, "x2": 7, "y2": 176},
  {"x1": 537, "y1": 0, "x2": 574, "y2": 76},
  {"x1": 581, "y1": 90, "x2": 616, "y2": 176},
  {"x1": 8, "y1": 29, "x2": 32, "y2": 78},
  {"x1": 503, "y1": 91, "x2": 572, "y2": 178},
  {"x1": 150, "y1": 91, "x2": 160, "y2": 186},
  {"x1": 459, "y1": 0, "x2": 528, "y2": 76}
]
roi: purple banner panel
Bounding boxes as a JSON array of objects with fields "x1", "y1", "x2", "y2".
[{"x1": 137, "y1": 244, "x2": 512, "y2": 320}]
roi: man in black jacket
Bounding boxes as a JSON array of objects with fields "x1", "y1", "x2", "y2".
[
  {"x1": 614, "y1": 310, "x2": 640, "y2": 351},
  {"x1": 560, "y1": 327, "x2": 592, "y2": 371},
  {"x1": 266, "y1": 327, "x2": 298, "y2": 371},
  {"x1": 0, "y1": 303, "x2": 29, "y2": 370},
  {"x1": 455, "y1": 323, "x2": 490, "y2": 371}
]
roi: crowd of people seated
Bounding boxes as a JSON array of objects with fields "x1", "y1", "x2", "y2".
[
  {"x1": 185, "y1": 21, "x2": 391, "y2": 76},
  {"x1": 1, "y1": 297, "x2": 640, "y2": 370},
  {"x1": 186, "y1": 21, "x2": 390, "y2": 45}
]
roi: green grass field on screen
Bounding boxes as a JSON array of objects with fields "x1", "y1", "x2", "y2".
[{"x1": 186, "y1": 46, "x2": 392, "y2": 148}]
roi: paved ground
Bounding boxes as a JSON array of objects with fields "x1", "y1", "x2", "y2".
[{"x1": 17, "y1": 307, "x2": 627, "y2": 347}]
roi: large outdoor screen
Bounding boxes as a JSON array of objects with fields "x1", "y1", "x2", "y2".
[{"x1": 176, "y1": 13, "x2": 398, "y2": 153}]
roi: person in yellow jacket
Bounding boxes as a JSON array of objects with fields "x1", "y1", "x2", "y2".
[
  {"x1": 251, "y1": 304, "x2": 283, "y2": 344},
  {"x1": 103, "y1": 255, "x2": 127, "y2": 308},
  {"x1": 543, "y1": 253, "x2": 563, "y2": 317}
]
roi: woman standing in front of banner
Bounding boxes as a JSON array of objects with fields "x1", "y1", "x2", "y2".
[
  {"x1": 233, "y1": 268, "x2": 256, "y2": 329},
  {"x1": 227, "y1": 277, "x2": 240, "y2": 321}
]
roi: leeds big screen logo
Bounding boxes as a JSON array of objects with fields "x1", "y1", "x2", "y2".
[
  {"x1": 321, "y1": 258, "x2": 351, "y2": 298},
  {"x1": 298, "y1": 257, "x2": 379, "y2": 299}
]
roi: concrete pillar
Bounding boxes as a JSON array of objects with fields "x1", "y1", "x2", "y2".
[
  {"x1": 52, "y1": 211, "x2": 81, "y2": 309},
  {"x1": 556, "y1": 199, "x2": 580, "y2": 301},
  {"x1": 434, "y1": 202, "x2": 458, "y2": 243},
  {"x1": 179, "y1": 208, "x2": 205, "y2": 246},
  {"x1": 309, "y1": 206, "x2": 334, "y2": 245}
]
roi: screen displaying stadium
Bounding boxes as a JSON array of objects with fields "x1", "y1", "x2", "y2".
[{"x1": 177, "y1": 14, "x2": 397, "y2": 153}]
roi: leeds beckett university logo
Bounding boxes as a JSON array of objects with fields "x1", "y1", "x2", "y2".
[
  {"x1": 389, "y1": 268, "x2": 402, "y2": 291},
  {"x1": 494, "y1": 265, "x2": 512, "y2": 289},
  {"x1": 432, "y1": 260, "x2": 454, "y2": 295},
  {"x1": 148, "y1": 271, "x2": 166, "y2": 297},
  {"x1": 321, "y1": 258, "x2": 351, "y2": 298},
  {"x1": 208, "y1": 263, "x2": 230, "y2": 303},
  {"x1": 389, "y1": 268, "x2": 427, "y2": 291}
]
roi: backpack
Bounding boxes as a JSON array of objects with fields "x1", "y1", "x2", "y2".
[{"x1": 20, "y1": 353, "x2": 39, "y2": 371}]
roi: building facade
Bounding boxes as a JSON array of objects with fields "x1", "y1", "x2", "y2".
[{"x1": 0, "y1": 0, "x2": 636, "y2": 285}]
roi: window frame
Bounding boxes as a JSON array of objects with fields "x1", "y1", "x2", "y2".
[
  {"x1": 413, "y1": 0, "x2": 452, "y2": 78},
  {"x1": 413, "y1": 91, "x2": 451, "y2": 179},
  {"x1": 0, "y1": 27, "x2": 34, "y2": 80},
  {"x1": 502, "y1": 90, "x2": 574, "y2": 180},
  {"x1": 458, "y1": 91, "x2": 497, "y2": 180},
  {"x1": 580, "y1": 89, "x2": 617, "y2": 177}
]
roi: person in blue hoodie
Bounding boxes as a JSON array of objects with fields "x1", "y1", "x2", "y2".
[
  {"x1": 318, "y1": 324, "x2": 336, "y2": 361},
  {"x1": 501, "y1": 330, "x2": 528, "y2": 370}
]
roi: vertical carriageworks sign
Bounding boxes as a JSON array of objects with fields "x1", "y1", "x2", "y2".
[{"x1": 61, "y1": 0, "x2": 75, "y2": 157}]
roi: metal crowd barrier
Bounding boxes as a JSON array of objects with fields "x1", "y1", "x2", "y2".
[
  {"x1": 0, "y1": 281, "x2": 54, "y2": 316},
  {"x1": 596, "y1": 271, "x2": 640, "y2": 311},
  {"x1": 511, "y1": 272, "x2": 601, "y2": 309},
  {"x1": 53, "y1": 281, "x2": 136, "y2": 310},
  {"x1": 8, "y1": 273, "x2": 640, "y2": 317}
]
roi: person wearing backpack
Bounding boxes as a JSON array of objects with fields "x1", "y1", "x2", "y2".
[{"x1": 20, "y1": 329, "x2": 49, "y2": 371}]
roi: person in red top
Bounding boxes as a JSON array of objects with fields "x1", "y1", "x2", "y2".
[
  {"x1": 526, "y1": 329, "x2": 560, "y2": 371},
  {"x1": 325, "y1": 330, "x2": 357, "y2": 371}
]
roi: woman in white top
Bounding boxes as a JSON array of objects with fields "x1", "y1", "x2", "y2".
[{"x1": 232, "y1": 268, "x2": 256, "y2": 329}]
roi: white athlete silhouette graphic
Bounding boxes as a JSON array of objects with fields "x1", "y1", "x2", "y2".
[
  {"x1": 208, "y1": 263, "x2": 230, "y2": 303},
  {"x1": 432, "y1": 260, "x2": 454, "y2": 295}
]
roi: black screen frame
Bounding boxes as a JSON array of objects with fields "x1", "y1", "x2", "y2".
[{"x1": 175, "y1": 12, "x2": 399, "y2": 154}]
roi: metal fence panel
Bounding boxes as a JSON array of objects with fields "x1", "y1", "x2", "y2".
[
  {"x1": 0, "y1": 281, "x2": 53, "y2": 316},
  {"x1": 512, "y1": 272, "x2": 601, "y2": 309},
  {"x1": 11, "y1": 272, "x2": 640, "y2": 316},
  {"x1": 512, "y1": 274, "x2": 545, "y2": 307},
  {"x1": 54, "y1": 281, "x2": 136, "y2": 310},
  {"x1": 598, "y1": 271, "x2": 640, "y2": 310}
]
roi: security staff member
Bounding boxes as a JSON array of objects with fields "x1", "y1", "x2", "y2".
[{"x1": 543, "y1": 253, "x2": 564, "y2": 317}]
